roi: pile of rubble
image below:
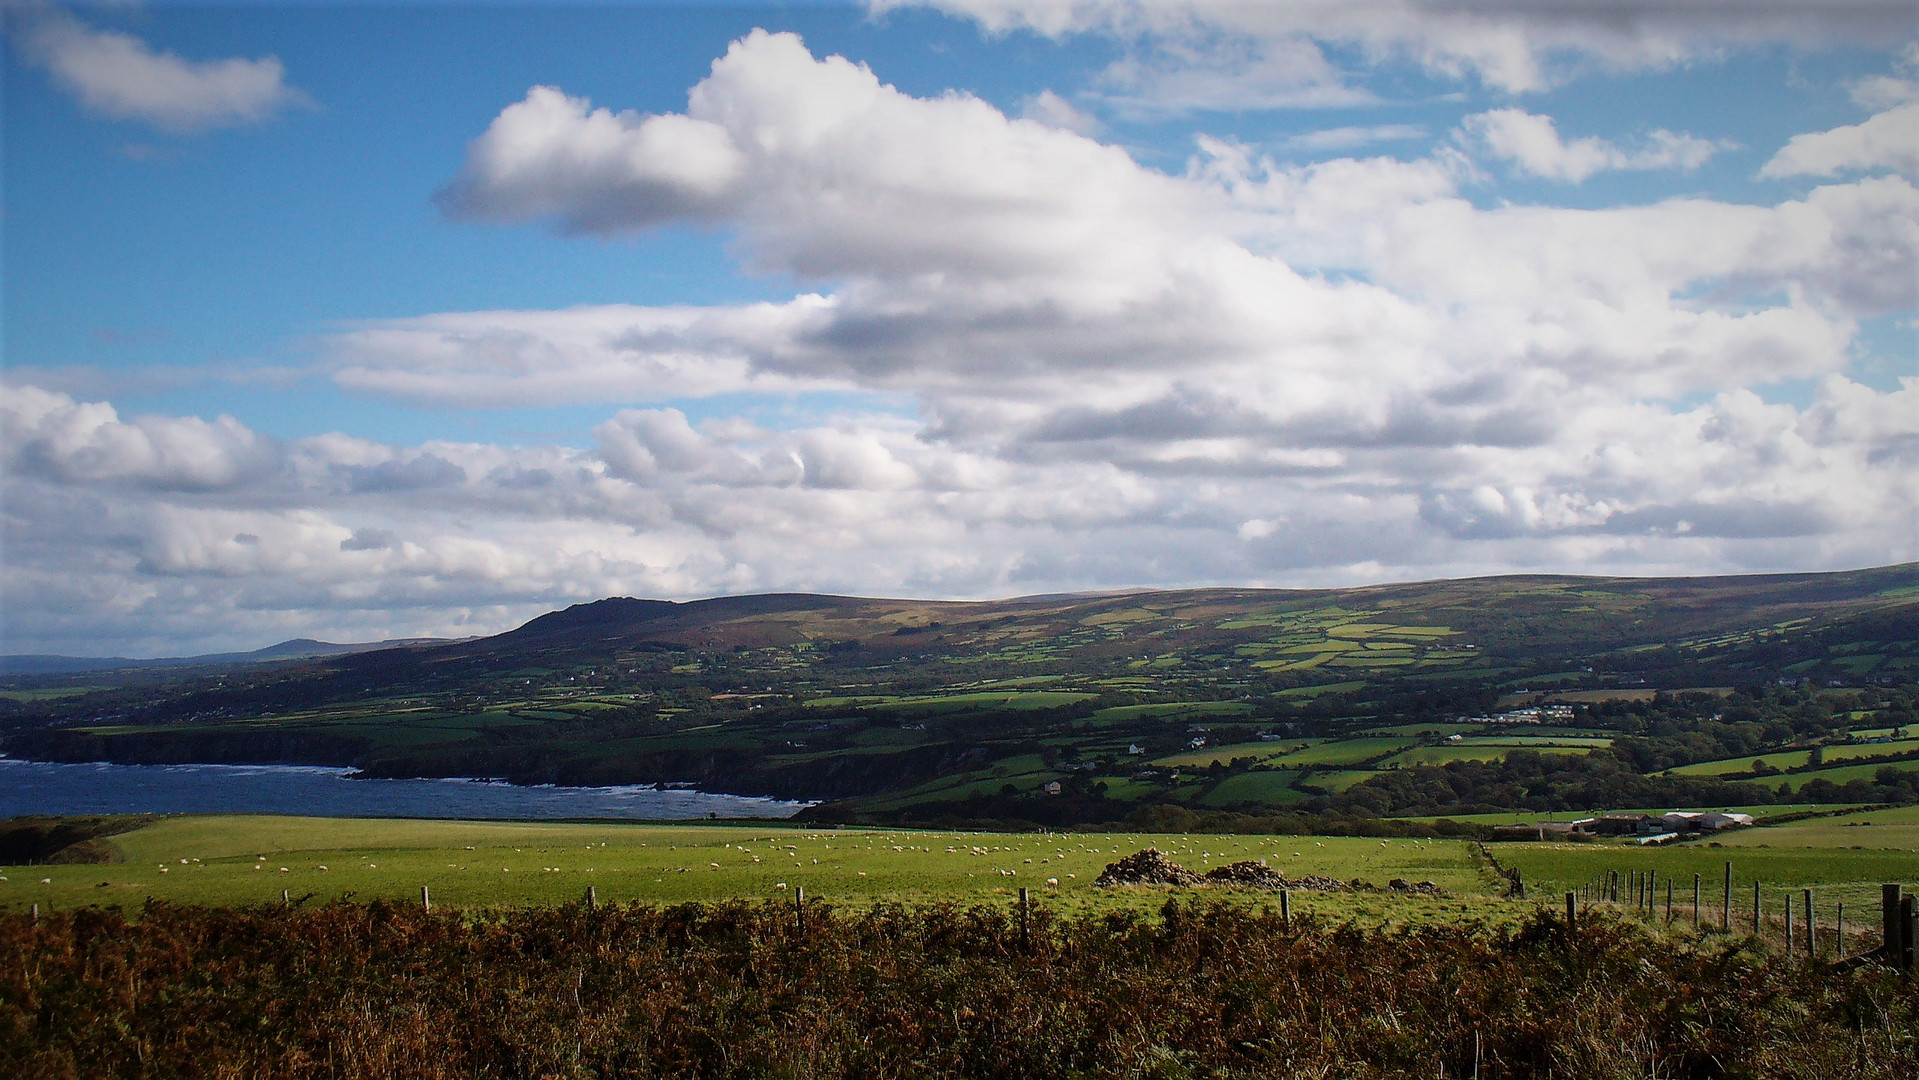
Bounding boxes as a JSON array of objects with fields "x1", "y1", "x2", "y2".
[
  {"x1": 1201, "y1": 860, "x2": 1287, "y2": 888},
  {"x1": 1276, "y1": 873, "x2": 1357, "y2": 893},
  {"x1": 1093, "y1": 851, "x2": 1444, "y2": 896},
  {"x1": 1092, "y1": 848, "x2": 1202, "y2": 886}
]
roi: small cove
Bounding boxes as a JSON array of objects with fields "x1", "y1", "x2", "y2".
[{"x1": 0, "y1": 757, "x2": 809, "y2": 820}]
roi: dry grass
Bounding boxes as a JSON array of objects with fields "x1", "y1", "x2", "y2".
[{"x1": 3, "y1": 898, "x2": 1915, "y2": 1079}]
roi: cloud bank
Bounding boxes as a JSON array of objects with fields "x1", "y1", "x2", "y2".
[{"x1": 5, "y1": 25, "x2": 1915, "y2": 656}]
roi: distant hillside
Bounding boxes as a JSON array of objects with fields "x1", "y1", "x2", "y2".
[
  {"x1": 4, "y1": 564, "x2": 1914, "y2": 825},
  {"x1": 417, "y1": 563, "x2": 1919, "y2": 688},
  {"x1": 0, "y1": 637, "x2": 455, "y2": 677}
]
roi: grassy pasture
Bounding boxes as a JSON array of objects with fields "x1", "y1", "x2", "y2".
[
  {"x1": 1195, "y1": 770, "x2": 1314, "y2": 807},
  {"x1": 1087, "y1": 701, "x2": 1253, "y2": 724},
  {"x1": 5, "y1": 812, "x2": 1912, "y2": 944},
  {"x1": 1391, "y1": 803, "x2": 1867, "y2": 826},
  {"x1": 1492, "y1": 805, "x2": 1919, "y2": 916},
  {"x1": 1263, "y1": 736, "x2": 1410, "y2": 766},
  {"x1": 1818, "y1": 738, "x2": 1919, "y2": 761},
  {"x1": 1498, "y1": 838, "x2": 1917, "y2": 915},
  {"x1": 0, "y1": 685, "x2": 103, "y2": 702},
  {"x1": 1671, "y1": 750, "x2": 1815, "y2": 776},
  {"x1": 1, "y1": 815, "x2": 1499, "y2": 922},
  {"x1": 1383, "y1": 744, "x2": 1590, "y2": 767},
  {"x1": 1767, "y1": 760, "x2": 1919, "y2": 792},
  {"x1": 1150, "y1": 738, "x2": 1311, "y2": 768},
  {"x1": 1358, "y1": 722, "x2": 1477, "y2": 737}
]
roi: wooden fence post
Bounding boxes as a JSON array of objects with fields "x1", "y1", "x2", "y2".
[
  {"x1": 1803, "y1": 889, "x2": 1813, "y2": 958},
  {"x1": 1280, "y1": 888, "x2": 1291, "y2": 928},
  {"x1": 1565, "y1": 892, "x2": 1576, "y2": 934},
  {"x1": 282, "y1": 889, "x2": 290, "y2": 908},
  {"x1": 421, "y1": 885, "x2": 431, "y2": 914},
  {"x1": 586, "y1": 885, "x2": 597, "y2": 910},
  {"x1": 1722, "y1": 862, "x2": 1732, "y2": 932},
  {"x1": 1665, "y1": 879, "x2": 1673, "y2": 925},
  {"x1": 1883, "y1": 884, "x2": 1902, "y2": 962},
  {"x1": 1837, "y1": 901, "x2": 1845, "y2": 958},
  {"x1": 1902, "y1": 894, "x2": 1916, "y2": 971},
  {"x1": 1785, "y1": 894, "x2": 1793, "y2": 951},
  {"x1": 796, "y1": 886, "x2": 806, "y2": 935},
  {"x1": 1019, "y1": 887, "x2": 1030, "y2": 951},
  {"x1": 1693, "y1": 873, "x2": 1700, "y2": 929},
  {"x1": 29, "y1": 903, "x2": 37, "y2": 926}
]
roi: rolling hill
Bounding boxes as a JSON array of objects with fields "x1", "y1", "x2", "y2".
[{"x1": 3, "y1": 564, "x2": 1915, "y2": 824}]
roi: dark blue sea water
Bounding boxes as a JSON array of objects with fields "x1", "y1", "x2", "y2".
[{"x1": 0, "y1": 757, "x2": 808, "y2": 820}]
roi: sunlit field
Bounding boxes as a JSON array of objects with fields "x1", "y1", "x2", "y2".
[{"x1": 6, "y1": 812, "x2": 1913, "y2": 930}]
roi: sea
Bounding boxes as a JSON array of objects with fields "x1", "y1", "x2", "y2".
[{"x1": 0, "y1": 757, "x2": 809, "y2": 821}]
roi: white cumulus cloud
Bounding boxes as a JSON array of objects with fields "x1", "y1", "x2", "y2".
[
  {"x1": 1760, "y1": 103, "x2": 1919, "y2": 178},
  {"x1": 1459, "y1": 108, "x2": 1725, "y2": 181},
  {"x1": 10, "y1": 7, "x2": 304, "y2": 133}
]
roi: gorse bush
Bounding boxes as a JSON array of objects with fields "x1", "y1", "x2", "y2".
[{"x1": 3, "y1": 899, "x2": 1914, "y2": 1078}]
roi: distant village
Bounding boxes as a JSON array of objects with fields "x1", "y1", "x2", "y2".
[{"x1": 1458, "y1": 704, "x2": 1576, "y2": 725}]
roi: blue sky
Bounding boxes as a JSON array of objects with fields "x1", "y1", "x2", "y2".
[{"x1": 4, "y1": 1, "x2": 1916, "y2": 656}]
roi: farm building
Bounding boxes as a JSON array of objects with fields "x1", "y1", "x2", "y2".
[
  {"x1": 1659, "y1": 811, "x2": 1755, "y2": 833},
  {"x1": 1590, "y1": 813, "x2": 1659, "y2": 836}
]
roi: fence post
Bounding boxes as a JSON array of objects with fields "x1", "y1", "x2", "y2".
[
  {"x1": 1837, "y1": 901, "x2": 1845, "y2": 958},
  {"x1": 586, "y1": 885, "x2": 597, "y2": 910},
  {"x1": 1666, "y1": 879, "x2": 1673, "y2": 925},
  {"x1": 282, "y1": 889, "x2": 290, "y2": 908},
  {"x1": 1722, "y1": 863, "x2": 1732, "y2": 932},
  {"x1": 796, "y1": 886, "x2": 806, "y2": 935},
  {"x1": 1019, "y1": 887, "x2": 1030, "y2": 951},
  {"x1": 29, "y1": 903, "x2": 37, "y2": 925},
  {"x1": 1902, "y1": 894, "x2": 1916, "y2": 971},
  {"x1": 1803, "y1": 889, "x2": 1813, "y2": 959},
  {"x1": 1280, "y1": 888, "x2": 1291, "y2": 928},
  {"x1": 1785, "y1": 895, "x2": 1793, "y2": 952},
  {"x1": 1565, "y1": 891, "x2": 1576, "y2": 934},
  {"x1": 1693, "y1": 873, "x2": 1700, "y2": 929},
  {"x1": 1883, "y1": 884, "x2": 1902, "y2": 963},
  {"x1": 421, "y1": 885, "x2": 431, "y2": 914},
  {"x1": 1753, "y1": 881, "x2": 1761, "y2": 937}
]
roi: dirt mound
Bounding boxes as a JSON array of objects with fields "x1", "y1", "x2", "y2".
[{"x1": 1094, "y1": 849, "x2": 1202, "y2": 887}]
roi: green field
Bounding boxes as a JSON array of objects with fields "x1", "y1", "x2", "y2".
[
  {"x1": 1151, "y1": 738, "x2": 1312, "y2": 768},
  {"x1": 1670, "y1": 739, "x2": 1919, "y2": 778},
  {"x1": 1496, "y1": 805, "x2": 1919, "y2": 914},
  {"x1": 0, "y1": 815, "x2": 1500, "y2": 920},
  {"x1": 10, "y1": 812, "x2": 1912, "y2": 933},
  {"x1": 1383, "y1": 742, "x2": 1599, "y2": 767}
]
